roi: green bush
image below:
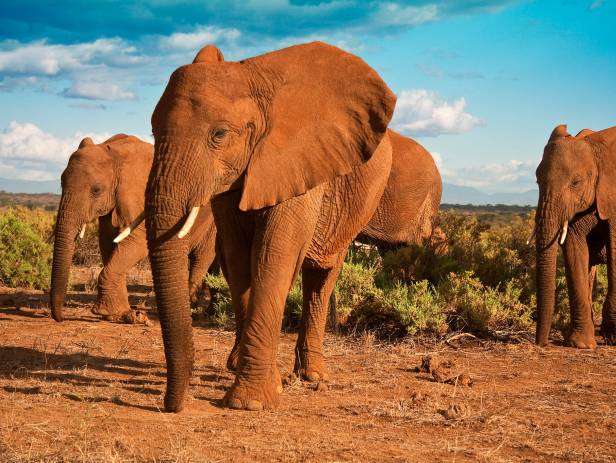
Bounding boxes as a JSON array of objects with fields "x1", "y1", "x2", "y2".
[
  {"x1": 437, "y1": 272, "x2": 533, "y2": 334},
  {"x1": 202, "y1": 272, "x2": 234, "y2": 328},
  {"x1": 0, "y1": 207, "x2": 54, "y2": 289}
]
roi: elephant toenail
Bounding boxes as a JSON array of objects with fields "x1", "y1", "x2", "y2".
[{"x1": 246, "y1": 400, "x2": 263, "y2": 411}]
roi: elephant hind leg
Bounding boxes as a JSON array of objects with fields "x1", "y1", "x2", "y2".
[{"x1": 294, "y1": 252, "x2": 345, "y2": 383}]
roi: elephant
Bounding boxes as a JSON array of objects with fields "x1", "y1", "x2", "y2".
[
  {"x1": 145, "y1": 41, "x2": 396, "y2": 412},
  {"x1": 50, "y1": 134, "x2": 217, "y2": 324},
  {"x1": 535, "y1": 124, "x2": 616, "y2": 349},
  {"x1": 357, "y1": 130, "x2": 443, "y2": 251}
]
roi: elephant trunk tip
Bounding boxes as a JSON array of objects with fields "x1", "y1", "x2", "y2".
[{"x1": 50, "y1": 307, "x2": 64, "y2": 323}]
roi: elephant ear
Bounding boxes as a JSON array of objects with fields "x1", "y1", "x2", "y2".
[
  {"x1": 575, "y1": 128, "x2": 594, "y2": 139},
  {"x1": 78, "y1": 137, "x2": 94, "y2": 149},
  {"x1": 108, "y1": 136, "x2": 154, "y2": 229},
  {"x1": 193, "y1": 45, "x2": 224, "y2": 63},
  {"x1": 595, "y1": 134, "x2": 616, "y2": 220},
  {"x1": 548, "y1": 124, "x2": 570, "y2": 143},
  {"x1": 238, "y1": 41, "x2": 396, "y2": 211}
]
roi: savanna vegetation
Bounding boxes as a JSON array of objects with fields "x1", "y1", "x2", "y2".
[{"x1": 0, "y1": 204, "x2": 599, "y2": 341}]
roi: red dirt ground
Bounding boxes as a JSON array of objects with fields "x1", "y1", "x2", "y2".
[{"x1": 1, "y1": 275, "x2": 616, "y2": 462}]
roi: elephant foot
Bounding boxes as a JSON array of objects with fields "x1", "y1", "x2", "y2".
[
  {"x1": 223, "y1": 366, "x2": 283, "y2": 411},
  {"x1": 226, "y1": 339, "x2": 241, "y2": 371},
  {"x1": 294, "y1": 349, "x2": 329, "y2": 383},
  {"x1": 600, "y1": 319, "x2": 616, "y2": 345},
  {"x1": 106, "y1": 310, "x2": 150, "y2": 325},
  {"x1": 565, "y1": 329, "x2": 597, "y2": 349}
]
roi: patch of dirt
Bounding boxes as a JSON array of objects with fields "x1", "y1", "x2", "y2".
[{"x1": 2, "y1": 271, "x2": 616, "y2": 462}]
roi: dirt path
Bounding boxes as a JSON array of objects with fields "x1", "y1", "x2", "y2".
[{"x1": 1, "y1": 287, "x2": 616, "y2": 462}]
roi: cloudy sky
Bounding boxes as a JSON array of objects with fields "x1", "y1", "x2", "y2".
[{"x1": 0, "y1": 0, "x2": 614, "y2": 192}]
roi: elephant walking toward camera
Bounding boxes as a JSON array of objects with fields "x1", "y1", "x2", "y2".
[
  {"x1": 145, "y1": 42, "x2": 396, "y2": 412},
  {"x1": 50, "y1": 134, "x2": 217, "y2": 324},
  {"x1": 535, "y1": 125, "x2": 616, "y2": 348}
]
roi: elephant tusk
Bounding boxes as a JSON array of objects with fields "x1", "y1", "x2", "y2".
[
  {"x1": 559, "y1": 221, "x2": 568, "y2": 245},
  {"x1": 526, "y1": 225, "x2": 536, "y2": 245},
  {"x1": 113, "y1": 211, "x2": 145, "y2": 244},
  {"x1": 79, "y1": 224, "x2": 86, "y2": 239},
  {"x1": 178, "y1": 206, "x2": 200, "y2": 239}
]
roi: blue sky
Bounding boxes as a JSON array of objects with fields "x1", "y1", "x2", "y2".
[{"x1": 0, "y1": 0, "x2": 614, "y2": 192}]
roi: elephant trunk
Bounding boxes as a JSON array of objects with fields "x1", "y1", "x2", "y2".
[
  {"x1": 535, "y1": 197, "x2": 562, "y2": 346},
  {"x1": 50, "y1": 195, "x2": 80, "y2": 322},
  {"x1": 146, "y1": 137, "x2": 209, "y2": 412}
]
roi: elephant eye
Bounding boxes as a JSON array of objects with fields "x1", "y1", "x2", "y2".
[
  {"x1": 210, "y1": 127, "x2": 228, "y2": 144},
  {"x1": 571, "y1": 177, "x2": 582, "y2": 189},
  {"x1": 91, "y1": 184, "x2": 103, "y2": 197}
]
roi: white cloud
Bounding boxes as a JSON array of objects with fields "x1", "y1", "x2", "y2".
[
  {"x1": 61, "y1": 81, "x2": 136, "y2": 101},
  {"x1": 371, "y1": 3, "x2": 440, "y2": 27},
  {"x1": 439, "y1": 158, "x2": 538, "y2": 192},
  {"x1": 0, "y1": 121, "x2": 112, "y2": 180},
  {"x1": 0, "y1": 38, "x2": 143, "y2": 76},
  {"x1": 391, "y1": 89, "x2": 482, "y2": 137},
  {"x1": 0, "y1": 38, "x2": 140, "y2": 101},
  {"x1": 159, "y1": 26, "x2": 241, "y2": 51}
]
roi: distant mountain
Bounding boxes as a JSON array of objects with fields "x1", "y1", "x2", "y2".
[
  {"x1": 442, "y1": 183, "x2": 537, "y2": 206},
  {"x1": 0, "y1": 178, "x2": 60, "y2": 194}
]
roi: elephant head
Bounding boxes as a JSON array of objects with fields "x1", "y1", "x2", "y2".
[
  {"x1": 146, "y1": 42, "x2": 395, "y2": 411},
  {"x1": 534, "y1": 124, "x2": 616, "y2": 345},
  {"x1": 50, "y1": 134, "x2": 153, "y2": 322}
]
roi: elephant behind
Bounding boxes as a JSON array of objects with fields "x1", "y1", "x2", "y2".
[
  {"x1": 535, "y1": 124, "x2": 616, "y2": 349},
  {"x1": 358, "y1": 129, "x2": 443, "y2": 251},
  {"x1": 50, "y1": 134, "x2": 217, "y2": 323}
]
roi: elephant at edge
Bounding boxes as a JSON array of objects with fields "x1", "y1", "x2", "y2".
[{"x1": 535, "y1": 124, "x2": 616, "y2": 349}]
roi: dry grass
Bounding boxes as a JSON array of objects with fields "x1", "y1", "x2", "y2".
[{"x1": 2, "y1": 274, "x2": 616, "y2": 462}]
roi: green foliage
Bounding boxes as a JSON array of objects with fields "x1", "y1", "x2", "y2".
[
  {"x1": 0, "y1": 207, "x2": 54, "y2": 289},
  {"x1": 202, "y1": 272, "x2": 234, "y2": 328},
  {"x1": 283, "y1": 276, "x2": 303, "y2": 330},
  {"x1": 437, "y1": 272, "x2": 533, "y2": 334}
]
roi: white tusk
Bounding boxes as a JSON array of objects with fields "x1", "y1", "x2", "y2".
[
  {"x1": 559, "y1": 221, "x2": 568, "y2": 245},
  {"x1": 178, "y1": 206, "x2": 200, "y2": 239},
  {"x1": 79, "y1": 224, "x2": 86, "y2": 239},
  {"x1": 526, "y1": 225, "x2": 536, "y2": 245},
  {"x1": 113, "y1": 227, "x2": 131, "y2": 244},
  {"x1": 113, "y1": 211, "x2": 145, "y2": 244}
]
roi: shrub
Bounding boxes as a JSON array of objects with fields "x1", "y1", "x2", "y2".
[
  {"x1": 73, "y1": 222, "x2": 101, "y2": 266},
  {"x1": 0, "y1": 207, "x2": 54, "y2": 289},
  {"x1": 437, "y1": 272, "x2": 534, "y2": 335},
  {"x1": 202, "y1": 272, "x2": 234, "y2": 328}
]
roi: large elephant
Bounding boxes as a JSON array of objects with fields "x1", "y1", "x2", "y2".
[
  {"x1": 535, "y1": 124, "x2": 616, "y2": 348},
  {"x1": 50, "y1": 134, "x2": 217, "y2": 323},
  {"x1": 145, "y1": 42, "x2": 396, "y2": 412}
]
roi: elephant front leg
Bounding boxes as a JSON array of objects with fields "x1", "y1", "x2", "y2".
[
  {"x1": 294, "y1": 252, "x2": 345, "y2": 383},
  {"x1": 563, "y1": 234, "x2": 596, "y2": 348},
  {"x1": 216, "y1": 237, "x2": 251, "y2": 372},
  {"x1": 224, "y1": 195, "x2": 321, "y2": 411},
  {"x1": 601, "y1": 223, "x2": 616, "y2": 344},
  {"x1": 94, "y1": 232, "x2": 149, "y2": 324}
]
